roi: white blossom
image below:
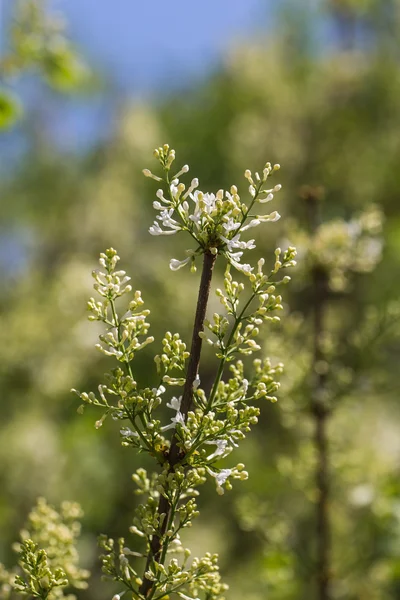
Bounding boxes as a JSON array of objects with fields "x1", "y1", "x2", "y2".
[
  {"x1": 161, "y1": 410, "x2": 186, "y2": 432},
  {"x1": 120, "y1": 428, "x2": 138, "y2": 438},
  {"x1": 158, "y1": 209, "x2": 182, "y2": 230},
  {"x1": 152, "y1": 200, "x2": 164, "y2": 210},
  {"x1": 147, "y1": 154, "x2": 285, "y2": 276},
  {"x1": 223, "y1": 218, "x2": 241, "y2": 233},
  {"x1": 152, "y1": 385, "x2": 166, "y2": 397},
  {"x1": 221, "y1": 234, "x2": 256, "y2": 252},
  {"x1": 209, "y1": 468, "x2": 232, "y2": 494},
  {"x1": 228, "y1": 258, "x2": 254, "y2": 275},
  {"x1": 149, "y1": 222, "x2": 170, "y2": 236},
  {"x1": 240, "y1": 219, "x2": 260, "y2": 232},
  {"x1": 261, "y1": 210, "x2": 281, "y2": 222},
  {"x1": 170, "y1": 257, "x2": 191, "y2": 271},
  {"x1": 258, "y1": 192, "x2": 274, "y2": 204},
  {"x1": 205, "y1": 439, "x2": 229, "y2": 461},
  {"x1": 166, "y1": 396, "x2": 182, "y2": 411}
]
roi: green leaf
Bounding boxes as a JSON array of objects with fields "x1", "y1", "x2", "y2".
[
  {"x1": 42, "y1": 47, "x2": 88, "y2": 91},
  {"x1": 0, "y1": 90, "x2": 22, "y2": 129}
]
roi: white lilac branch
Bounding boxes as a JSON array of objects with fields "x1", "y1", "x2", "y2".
[{"x1": 72, "y1": 145, "x2": 297, "y2": 600}]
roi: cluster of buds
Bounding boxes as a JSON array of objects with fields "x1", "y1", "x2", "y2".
[
  {"x1": 144, "y1": 144, "x2": 283, "y2": 275},
  {"x1": 154, "y1": 331, "x2": 190, "y2": 374},
  {"x1": 1, "y1": 498, "x2": 89, "y2": 600},
  {"x1": 293, "y1": 204, "x2": 383, "y2": 291},
  {"x1": 87, "y1": 249, "x2": 154, "y2": 362}
]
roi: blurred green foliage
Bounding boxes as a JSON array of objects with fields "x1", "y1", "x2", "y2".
[
  {"x1": 1, "y1": 498, "x2": 89, "y2": 600},
  {"x1": 1, "y1": 1, "x2": 400, "y2": 599},
  {"x1": 0, "y1": 0, "x2": 89, "y2": 129}
]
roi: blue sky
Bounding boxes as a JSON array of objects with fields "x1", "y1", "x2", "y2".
[
  {"x1": 0, "y1": 0, "x2": 274, "y2": 268},
  {"x1": 57, "y1": 0, "x2": 272, "y2": 94},
  {"x1": 1, "y1": 0, "x2": 274, "y2": 155}
]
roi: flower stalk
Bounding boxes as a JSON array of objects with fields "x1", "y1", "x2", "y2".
[{"x1": 140, "y1": 250, "x2": 216, "y2": 596}]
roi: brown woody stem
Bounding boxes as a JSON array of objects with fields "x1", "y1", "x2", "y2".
[
  {"x1": 312, "y1": 265, "x2": 331, "y2": 600},
  {"x1": 305, "y1": 189, "x2": 332, "y2": 600},
  {"x1": 139, "y1": 250, "x2": 216, "y2": 597}
]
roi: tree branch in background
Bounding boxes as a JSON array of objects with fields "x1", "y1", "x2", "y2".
[{"x1": 304, "y1": 188, "x2": 332, "y2": 600}]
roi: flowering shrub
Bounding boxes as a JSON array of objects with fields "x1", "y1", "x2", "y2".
[{"x1": 71, "y1": 145, "x2": 296, "y2": 599}]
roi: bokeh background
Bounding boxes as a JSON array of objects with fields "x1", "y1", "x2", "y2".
[{"x1": 1, "y1": 1, "x2": 400, "y2": 599}]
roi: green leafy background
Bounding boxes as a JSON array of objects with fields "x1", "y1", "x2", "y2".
[{"x1": 1, "y1": 1, "x2": 400, "y2": 599}]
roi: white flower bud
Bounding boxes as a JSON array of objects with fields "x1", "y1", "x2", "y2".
[
  {"x1": 174, "y1": 164, "x2": 189, "y2": 178},
  {"x1": 170, "y1": 257, "x2": 191, "y2": 271},
  {"x1": 142, "y1": 169, "x2": 162, "y2": 181}
]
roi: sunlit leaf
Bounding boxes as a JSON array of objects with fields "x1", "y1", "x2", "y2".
[{"x1": 0, "y1": 90, "x2": 22, "y2": 129}]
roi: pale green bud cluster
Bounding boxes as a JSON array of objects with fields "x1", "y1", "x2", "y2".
[
  {"x1": 14, "y1": 540, "x2": 69, "y2": 599},
  {"x1": 203, "y1": 248, "x2": 296, "y2": 361},
  {"x1": 252, "y1": 358, "x2": 284, "y2": 402},
  {"x1": 99, "y1": 463, "x2": 227, "y2": 599},
  {"x1": 294, "y1": 204, "x2": 383, "y2": 291},
  {"x1": 87, "y1": 249, "x2": 154, "y2": 362},
  {"x1": 100, "y1": 532, "x2": 227, "y2": 600},
  {"x1": 154, "y1": 332, "x2": 190, "y2": 375},
  {"x1": 0, "y1": 498, "x2": 88, "y2": 600}
]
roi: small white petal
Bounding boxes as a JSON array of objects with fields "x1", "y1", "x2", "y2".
[
  {"x1": 142, "y1": 169, "x2": 162, "y2": 181},
  {"x1": 174, "y1": 164, "x2": 189, "y2": 179},
  {"x1": 170, "y1": 257, "x2": 191, "y2": 271},
  {"x1": 258, "y1": 193, "x2": 274, "y2": 204},
  {"x1": 166, "y1": 397, "x2": 182, "y2": 411},
  {"x1": 229, "y1": 257, "x2": 254, "y2": 275},
  {"x1": 241, "y1": 219, "x2": 260, "y2": 232},
  {"x1": 260, "y1": 211, "x2": 281, "y2": 222}
]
